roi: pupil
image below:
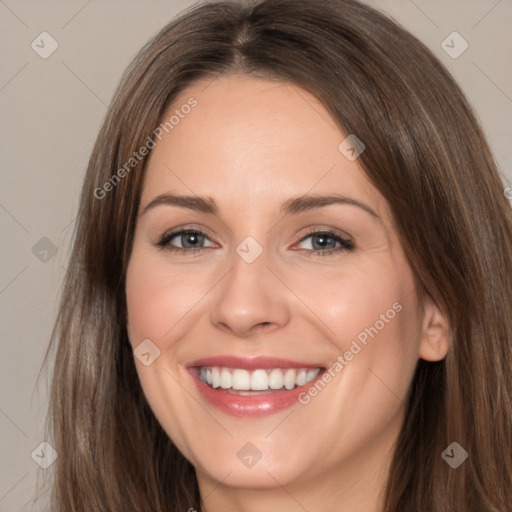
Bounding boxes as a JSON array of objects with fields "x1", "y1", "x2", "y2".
[
  {"x1": 314, "y1": 234, "x2": 334, "y2": 250},
  {"x1": 183, "y1": 232, "x2": 202, "y2": 248}
]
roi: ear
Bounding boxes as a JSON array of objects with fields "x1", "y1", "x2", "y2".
[{"x1": 418, "y1": 296, "x2": 450, "y2": 361}]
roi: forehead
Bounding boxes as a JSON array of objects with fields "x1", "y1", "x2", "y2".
[{"x1": 141, "y1": 75, "x2": 386, "y2": 218}]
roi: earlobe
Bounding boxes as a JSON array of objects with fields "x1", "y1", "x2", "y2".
[{"x1": 418, "y1": 297, "x2": 450, "y2": 362}]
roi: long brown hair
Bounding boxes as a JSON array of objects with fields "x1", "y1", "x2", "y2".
[{"x1": 37, "y1": 0, "x2": 512, "y2": 510}]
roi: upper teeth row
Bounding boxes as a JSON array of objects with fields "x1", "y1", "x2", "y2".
[{"x1": 199, "y1": 367, "x2": 321, "y2": 391}]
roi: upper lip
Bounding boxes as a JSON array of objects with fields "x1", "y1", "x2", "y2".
[{"x1": 187, "y1": 355, "x2": 324, "y2": 370}]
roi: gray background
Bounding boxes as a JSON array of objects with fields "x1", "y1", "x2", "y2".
[{"x1": 1, "y1": 1, "x2": 511, "y2": 510}]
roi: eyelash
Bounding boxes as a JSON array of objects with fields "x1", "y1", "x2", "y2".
[{"x1": 155, "y1": 228, "x2": 355, "y2": 257}]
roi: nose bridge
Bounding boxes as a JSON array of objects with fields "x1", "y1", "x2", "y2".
[
  {"x1": 209, "y1": 236, "x2": 290, "y2": 336},
  {"x1": 231, "y1": 235, "x2": 270, "y2": 288}
]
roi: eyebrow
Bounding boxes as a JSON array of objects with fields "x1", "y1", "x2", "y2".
[{"x1": 140, "y1": 192, "x2": 380, "y2": 220}]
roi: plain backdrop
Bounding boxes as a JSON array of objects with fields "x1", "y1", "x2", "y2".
[{"x1": 0, "y1": 1, "x2": 511, "y2": 510}]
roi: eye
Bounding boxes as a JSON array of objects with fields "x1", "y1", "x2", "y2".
[
  {"x1": 155, "y1": 227, "x2": 354, "y2": 257},
  {"x1": 294, "y1": 229, "x2": 355, "y2": 257},
  {"x1": 156, "y1": 229, "x2": 215, "y2": 255}
]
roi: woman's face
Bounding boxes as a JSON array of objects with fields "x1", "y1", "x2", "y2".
[{"x1": 125, "y1": 76, "x2": 447, "y2": 503}]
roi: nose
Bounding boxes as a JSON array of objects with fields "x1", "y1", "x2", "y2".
[{"x1": 209, "y1": 246, "x2": 291, "y2": 338}]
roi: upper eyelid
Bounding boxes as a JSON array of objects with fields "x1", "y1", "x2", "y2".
[{"x1": 162, "y1": 224, "x2": 217, "y2": 240}]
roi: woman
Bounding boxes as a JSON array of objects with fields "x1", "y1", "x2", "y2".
[{"x1": 40, "y1": 0, "x2": 512, "y2": 510}]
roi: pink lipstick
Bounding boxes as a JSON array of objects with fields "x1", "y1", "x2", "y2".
[{"x1": 187, "y1": 356, "x2": 324, "y2": 417}]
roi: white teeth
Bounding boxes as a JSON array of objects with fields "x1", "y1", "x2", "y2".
[
  {"x1": 284, "y1": 369, "x2": 296, "y2": 390},
  {"x1": 296, "y1": 369, "x2": 307, "y2": 386},
  {"x1": 220, "y1": 368, "x2": 231, "y2": 389},
  {"x1": 306, "y1": 368, "x2": 320, "y2": 382},
  {"x1": 232, "y1": 369, "x2": 251, "y2": 390},
  {"x1": 268, "y1": 368, "x2": 284, "y2": 389},
  {"x1": 198, "y1": 366, "x2": 322, "y2": 391},
  {"x1": 251, "y1": 369, "x2": 269, "y2": 390},
  {"x1": 211, "y1": 367, "x2": 220, "y2": 388}
]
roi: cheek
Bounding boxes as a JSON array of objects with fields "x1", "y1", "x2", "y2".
[
  {"x1": 125, "y1": 265, "x2": 166, "y2": 346},
  {"x1": 298, "y1": 265, "x2": 420, "y2": 459},
  {"x1": 291, "y1": 257, "x2": 422, "y2": 417},
  {"x1": 289, "y1": 261, "x2": 418, "y2": 356},
  {"x1": 125, "y1": 251, "x2": 203, "y2": 462},
  {"x1": 125, "y1": 250, "x2": 207, "y2": 346}
]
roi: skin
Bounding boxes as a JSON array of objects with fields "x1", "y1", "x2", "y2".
[{"x1": 125, "y1": 75, "x2": 449, "y2": 512}]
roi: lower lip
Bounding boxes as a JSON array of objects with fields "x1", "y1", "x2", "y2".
[{"x1": 189, "y1": 368, "x2": 323, "y2": 417}]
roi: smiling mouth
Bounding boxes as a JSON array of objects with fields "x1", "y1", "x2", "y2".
[
  {"x1": 187, "y1": 356, "x2": 327, "y2": 416},
  {"x1": 196, "y1": 366, "x2": 322, "y2": 394}
]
